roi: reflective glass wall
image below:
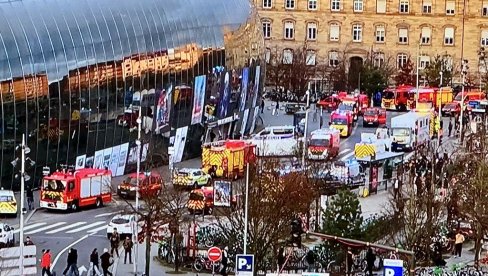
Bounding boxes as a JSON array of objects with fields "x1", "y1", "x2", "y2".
[{"x1": 0, "y1": 0, "x2": 264, "y2": 189}]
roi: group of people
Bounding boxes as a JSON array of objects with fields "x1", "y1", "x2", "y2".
[{"x1": 39, "y1": 228, "x2": 134, "y2": 276}]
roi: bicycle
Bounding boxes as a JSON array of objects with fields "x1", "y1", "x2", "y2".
[{"x1": 193, "y1": 255, "x2": 220, "y2": 272}]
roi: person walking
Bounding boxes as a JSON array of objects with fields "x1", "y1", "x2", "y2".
[
  {"x1": 41, "y1": 249, "x2": 53, "y2": 276},
  {"x1": 26, "y1": 185, "x2": 34, "y2": 211},
  {"x1": 313, "y1": 108, "x2": 318, "y2": 122},
  {"x1": 62, "y1": 248, "x2": 78, "y2": 276},
  {"x1": 305, "y1": 247, "x2": 316, "y2": 272},
  {"x1": 123, "y1": 237, "x2": 133, "y2": 264},
  {"x1": 109, "y1": 229, "x2": 120, "y2": 257},
  {"x1": 393, "y1": 178, "x2": 399, "y2": 200},
  {"x1": 89, "y1": 248, "x2": 101, "y2": 276},
  {"x1": 100, "y1": 248, "x2": 113, "y2": 276},
  {"x1": 273, "y1": 100, "x2": 279, "y2": 116},
  {"x1": 454, "y1": 231, "x2": 465, "y2": 258},
  {"x1": 260, "y1": 99, "x2": 265, "y2": 113},
  {"x1": 448, "y1": 119, "x2": 453, "y2": 137},
  {"x1": 220, "y1": 246, "x2": 229, "y2": 276},
  {"x1": 365, "y1": 248, "x2": 375, "y2": 276}
]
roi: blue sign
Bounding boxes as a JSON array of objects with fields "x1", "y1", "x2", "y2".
[
  {"x1": 236, "y1": 254, "x2": 254, "y2": 276},
  {"x1": 383, "y1": 259, "x2": 403, "y2": 276}
]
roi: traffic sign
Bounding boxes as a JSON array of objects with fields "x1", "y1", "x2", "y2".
[
  {"x1": 383, "y1": 259, "x2": 403, "y2": 276},
  {"x1": 236, "y1": 254, "x2": 254, "y2": 276},
  {"x1": 207, "y1": 247, "x2": 222, "y2": 262}
]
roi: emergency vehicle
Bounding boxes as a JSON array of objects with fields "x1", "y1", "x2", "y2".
[
  {"x1": 316, "y1": 95, "x2": 341, "y2": 111},
  {"x1": 0, "y1": 189, "x2": 17, "y2": 217},
  {"x1": 173, "y1": 168, "x2": 211, "y2": 189},
  {"x1": 408, "y1": 87, "x2": 453, "y2": 110},
  {"x1": 40, "y1": 168, "x2": 112, "y2": 211},
  {"x1": 453, "y1": 90, "x2": 486, "y2": 104},
  {"x1": 382, "y1": 85, "x2": 413, "y2": 111},
  {"x1": 117, "y1": 172, "x2": 163, "y2": 199},
  {"x1": 357, "y1": 94, "x2": 370, "y2": 115},
  {"x1": 307, "y1": 128, "x2": 341, "y2": 160},
  {"x1": 187, "y1": 186, "x2": 237, "y2": 215},
  {"x1": 390, "y1": 111, "x2": 432, "y2": 151},
  {"x1": 249, "y1": 126, "x2": 298, "y2": 156},
  {"x1": 329, "y1": 159, "x2": 365, "y2": 187},
  {"x1": 201, "y1": 140, "x2": 255, "y2": 180},
  {"x1": 330, "y1": 110, "x2": 354, "y2": 137},
  {"x1": 339, "y1": 96, "x2": 359, "y2": 121},
  {"x1": 355, "y1": 130, "x2": 390, "y2": 159},
  {"x1": 362, "y1": 107, "x2": 386, "y2": 127}
]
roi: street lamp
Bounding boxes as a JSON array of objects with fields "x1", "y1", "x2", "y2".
[
  {"x1": 302, "y1": 90, "x2": 310, "y2": 167},
  {"x1": 460, "y1": 60, "x2": 469, "y2": 143},
  {"x1": 134, "y1": 105, "x2": 142, "y2": 275}
]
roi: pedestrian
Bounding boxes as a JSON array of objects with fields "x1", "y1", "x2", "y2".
[
  {"x1": 313, "y1": 109, "x2": 317, "y2": 122},
  {"x1": 62, "y1": 248, "x2": 78, "y2": 276},
  {"x1": 110, "y1": 228, "x2": 120, "y2": 257},
  {"x1": 89, "y1": 248, "x2": 101, "y2": 276},
  {"x1": 123, "y1": 236, "x2": 133, "y2": 264},
  {"x1": 448, "y1": 119, "x2": 453, "y2": 137},
  {"x1": 393, "y1": 178, "x2": 399, "y2": 200},
  {"x1": 365, "y1": 248, "x2": 375, "y2": 276},
  {"x1": 24, "y1": 236, "x2": 34, "y2": 246},
  {"x1": 41, "y1": 249, "x2": 53, "y2": 276},
  {"x1": 220, "y1": 246, "x2": 229, "y2": 276},
  {"x1": 26, "y1": 185, "x2": 34, "y2": 211},
  {"x1": 100, "y1": 248, "x2": 113, "y2": 276},
  {"x1": 277, "y1": 247, "x2": 285, "y2": 272},
  {"x1": 346, "y1": 248, "x2": 354, "y2": 276},
  {"x1": 305, "y1": 247, "x2": 316, "y2": 272},
  {"x1": 273, "y1": 100, "x2": 279, "y2": 116},
  {"x1": 454, "y1": 231, "x2": 465, "y2": 258},
  {"x1": 319, "y1": 115, "x2": 323, "y2": 129},
  {"x1": 260, "y1": 99, "x2": 265, "y2": 113}
]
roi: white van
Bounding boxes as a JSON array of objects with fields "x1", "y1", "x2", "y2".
[{"x1": 249, "y1": 126, "x2": 298, "y2": 157}]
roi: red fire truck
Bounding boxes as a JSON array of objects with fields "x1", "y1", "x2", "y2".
[
  {"x1": 40, "y1": 168, "x2": 112, "y2": 211},
  {"x1": 382, "y1": 85, "x2": 413, "y2": 111}
]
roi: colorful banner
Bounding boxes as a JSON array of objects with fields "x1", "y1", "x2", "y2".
[
  {"x1": 85, "y1": 156, "x2": 94, "y2": 168},
  {"x1": 116, "y1": 143, "x2": 129, "y2": 176},
  {"x1": 109, "y1": 145, "x2": 121, "y2": 176},
  {"x1": 249, "y1": 106, "x2": 260, "y2": 134},
  {"x1": 213, "y1": 180, "x2": 232, "y2": 207},
  {"x1": 240, "y1": 109, "x2": 250, "y2": 136},
  {"x1": 191, "y1": 75, "x2": 207, "y2": 125},
  {"x1": 239, "y1": 68, "x2": 249, "y2": 112},
  {"x1": 172, "y1": 126, "x2": 189, "y2": 164},
  {"x1": 156, "y1": 84, "x2": 172, "y2": 133},
  {"x1": 75, "y1": 155, "x2": 86, "y2": 170},
  {"x1": 218, "y1": 72, "x2": 231, "y2": 118},
  {"x1": 252, "y1": 66, "x2": 261, "y2": 108},
  {"x1": 93, "y1": 150, "x2": 104, "y2": 169}
]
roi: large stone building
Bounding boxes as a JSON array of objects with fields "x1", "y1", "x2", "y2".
[{"x1": 255, "y1": 0, "x2": 488, "y2": 86}]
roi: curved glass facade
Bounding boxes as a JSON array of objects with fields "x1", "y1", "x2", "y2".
[{"x1": 0, "y1": 0, "x2": 264, "y2": 189}]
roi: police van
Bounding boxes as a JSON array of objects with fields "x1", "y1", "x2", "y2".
[
  {"x1": 249, "y1": 126, "x2": 298, "y2": 157},
  {"x1": 0, "y1": 189, "x2": 17, "y2": 217}
]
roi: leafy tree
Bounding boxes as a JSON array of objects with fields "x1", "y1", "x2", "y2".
[
  {"x1": 424, "y1": 55, "x2": 453, "y2": 87},
  {"x1": 322, "y1": 189, "x2": 363, "y2": 239},
  {"x1": 359, "y1": 56, "x2": 392, "y2": 98},
  {"x1": 394, "y1": 58, "x2": 415, "y2": 86}
]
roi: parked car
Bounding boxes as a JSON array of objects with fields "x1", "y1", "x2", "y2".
[
  {"x1": 117, "y1": 172, "x2": 163, "y2": 199},
  {"x1": 0, "y1": 223, "x2": 15, "y2": 248},
  {"x1": 442, "y1": 102, "x2": 461, "y2": 116},
  {"x1": 106, "y1": 214, "x2": 138, "y2": 239},
  {"x1": 173, "y1": 168, "x2": 211, "y2": 189}
]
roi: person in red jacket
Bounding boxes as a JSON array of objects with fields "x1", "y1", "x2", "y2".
[{"x1": 41, "y1": 249, "x2": 53, "y2": 276}]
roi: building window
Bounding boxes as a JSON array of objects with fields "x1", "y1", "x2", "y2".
[
  {"x1": 422, "y1": 0, "x2": 432, "y2": 13},
  {"x1": 399, "y1": 0, "x2": 409, "y2": 13},
  {"x1": 354, "y1": 0, "x2": 363, "y2": 12},
  {"x1": 481, "y1": 30, "x2": 488, "y2": 46},
  {"x1": 377, "y1": 0, "x2": 386, "y2": 13},
  {"x1": 397, "y1": 53, "x2": 408, "y2": 68},
  {"x1": 284, "y1": 21, "x2": 294, "y2": 39},
  {"x1": 444, "y1": 27, "x2": 454, "y2": 45},
  {"x1": 262, "y1": 21, "x2": 271, "y2": 39},
  {"x1": 307, "y1": 22, "x2": 317, "y2": 41},
  {"x1": 352, "y1": 24, "x2": 362, "y2": 42},
  {"x1": 306, "y1": 50, "x2": 316, "y2": 66},
  {"x1": 398, "y1": 28, "x2": 408, "y2": 44},
  {"x1": 283, "y1": 49, "x2": 293, "y2": 64},
  {"x1": 374, "y1": 52, "x2": 385, "y2": 67},
  {"x1": 419, "y1": 55, "x2": 430, "y2": 69},
  {"x1": 331, "y1": 0, "x2": 340, "y2": 11},
  {"x1": 329, "y1": 51, "x2": 339, "y2": 67},
  {"x1": 263, "y1": 0, "x2": 272, "y2": 8},
  {"x1": 375, "y1": 25, "x2": 385, "y2": 43},
  {"x1": 285, "y1": 0, "x2": 295, "y2": 9},
  {"x1": 308, "y1": 0, "x2": 318, "y2": 10},
  {"x1": 446, "y1": 1, "x2": 455, "y2": 15},
  {"x1": 265, "y1": 48, "x2": 271, "y2": 63},
  {"x1": 329, "y1": 23, "x2": 340, "y2": 41},
  {"x1": 421, "y1": 27, "x2": 431, "y2": 45},
  {"x1": 483, "y1": 1, "x2": 488, "y2": 16}
]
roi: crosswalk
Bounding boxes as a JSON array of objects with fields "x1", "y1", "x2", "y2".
[{"x1": 13, "y1": 221, "x2": 109, "y2": 236}]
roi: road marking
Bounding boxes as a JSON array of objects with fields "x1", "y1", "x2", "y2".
[
  {"x1": 45, "y1": 222, "x2": 86, "y2": 234},
  {"x1": 338, "y1": 149, "x2": 350, "y2": 155},
  {"x1": 340, "y1": 151, "x2": 355, "y2": 161},
  {"x1": 52, "y1": 234, "x2": 89, "y2": 268},
  {"x1": 13, "y1": 222, "x2": 46, "y2": 234},
  {"x1": 95, "y1": 211, "x2": 121, "y2": 218},
  {"x1": 66, "y1": 221, "x2": 106, "y2": 233},
  {"x1": 25, "y1": 222, "x2": 66, "y2": 235},
  {"x1": 87, "y1": 225, "x2": 108, "y2": 234}
]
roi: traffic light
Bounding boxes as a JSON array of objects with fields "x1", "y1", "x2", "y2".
[{"x1": 290, "y1": 218, "x2": 304, "y2": 247}]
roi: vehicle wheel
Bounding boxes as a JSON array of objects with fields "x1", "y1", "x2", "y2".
[
  {"x1": 95, "y1": 197, "x2": 103, "y2": 208},
  {"x1": 70, "y1": 202, "x2": 78, "y2": 212},
  {"x1": 206, "y1": 207, "x2": 213, "y2": 215},
  {"x1": 194, "y1": 260, "x2": 204, "y2": 272}
]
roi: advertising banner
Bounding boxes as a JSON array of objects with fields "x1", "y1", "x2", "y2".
[
  {"x1": 214, "y1": 180, "x2": 232, "y2": 207},
  {"x1": 155, "y1": 84, "x2": 172, "y2": 133},
  {"x1": 191, "y1": 75, "x2": 207, "y2": 125},
  {"x1": 218, "y1": 72, "x2": 231, "y2": 118},
  {"x1": 127, "y1": 142, "x2": 139, "y2": 165},
  {"x1": 141, "y1": 143, "x2": 149, "y2": 163},
  {"x1": 116, "y1": 143, "x2": 129, "y2": 176},
  {"x1": 239, "y1": 68, "x2": 249, "y2": 112},
  {"x1": 240, "y1": 109, "x2": 250, "y2": 137},
  {"x1": 251, "y1": 66, "x2": 261, "y2": 108},
  {"x1": 85, "y1": 156, "x2": 94, "y2": 168},
  {"x1": 93, "y1": 150, "x2": 104, "y2": 169},
  {"x1": 102, "y1": 147, "x2": 113, "y2": 169},
  {"x1": 249, "y1": 106, "x2": 260, "y2": 134},
  {"x1": 75, "y1": 155, "x2": 86, "y2": 170},
  {"x1": 109, "y1": 145, "x2": 121, "y2": 176},
  {"x1": 172, "y1": 126, "x2": 189, "y2": 164}
]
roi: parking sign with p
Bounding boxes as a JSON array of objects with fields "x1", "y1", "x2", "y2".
[
  {"x1": 383, "y1": 259, "x2": 403, "y2": 276},
  {"x1": 236, "y1": 254, "x2": 254, "y2": 276}
]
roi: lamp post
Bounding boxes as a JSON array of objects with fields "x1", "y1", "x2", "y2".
[
  {"x1": 302, "y1": 90, "x2": 310, "y2": 167},
  {"x1": 134, "y1": 105, "x2": 142, "y2": 275},
  {"x1": 460, "y1": 59, "x2": 469, "y2": 143},
  {"x1": 439, "y1": 70, "x2": 443, "y2": 145},
  {"x1": 243, "y1": 164, "x2": 249, "y2": 254},
  {"x1": 479, "y1": 47, "x2": 486, "y2": 92}
]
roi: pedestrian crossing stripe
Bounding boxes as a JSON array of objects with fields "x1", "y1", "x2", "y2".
[
  {"x1": 65, "y1": 221, "x2": 106, "y2": 233},
  {"x1": 45, "y1": 222, "x2": 86, "y2": 234},
  {"x1": 25, "y1": 222, "x2": 66, "y2": 235},
  {"x1": 15, "y1": 221, "x2": 108, "y2": 235}
]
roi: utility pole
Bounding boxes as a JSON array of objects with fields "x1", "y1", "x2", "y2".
[
  {"x1": 19, "y1": 134, "x2": 25, "y2": 276},
  {"x1": 243, "y1": 164, "x2": 249, "y2": 254},
  {"x1": 460, "y1": 60, "x2": 469, "y2": 143},
  {"x1": 439, "y1": 71, "x2": 443, "y2": 145},
  {"x1": 302, "y1": 90, "x2": 310, "y2": 167},
  {"x1": 134, "y1": 105, "x2": 142, "y2": 275},
  {"x1": 416, "y1": 38, "x2": 421, "y2": 108}
]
